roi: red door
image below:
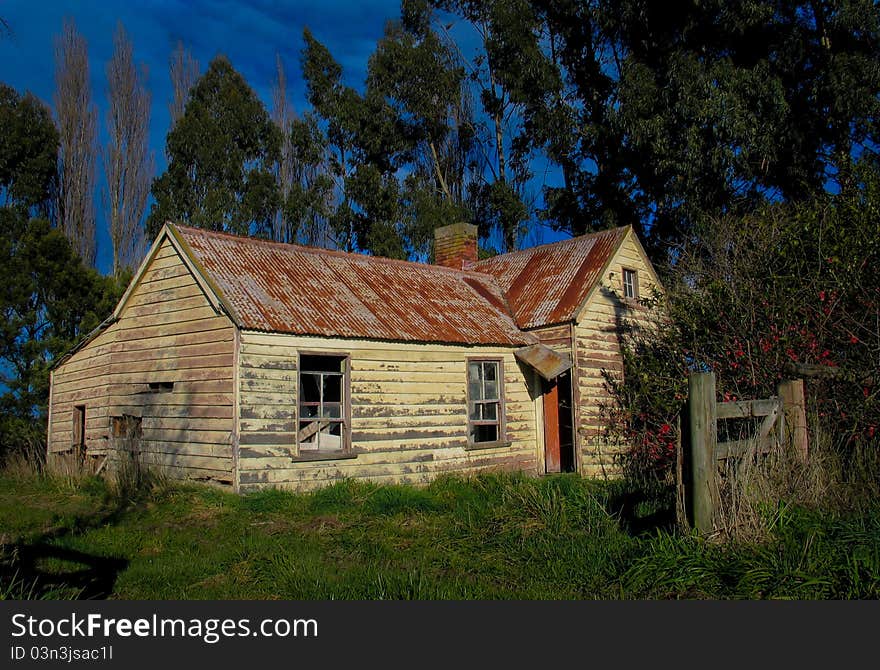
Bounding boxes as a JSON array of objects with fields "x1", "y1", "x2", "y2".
[{"x1": 543, "y1": 380, "x2": 561, "y2": 473}]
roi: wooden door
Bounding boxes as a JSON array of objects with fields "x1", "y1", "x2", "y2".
[{"x1": 543, "y1": 380, "x2": 561, "y2": 473}]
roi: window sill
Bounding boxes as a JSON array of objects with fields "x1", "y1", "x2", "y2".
[
  {"x1": 464, "y1": 440, "x2": 512, "y2": 452},
  {"x1": 290, "y1": 449, "x2": 360, "y2": 463}
]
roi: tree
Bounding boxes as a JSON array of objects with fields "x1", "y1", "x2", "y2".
[
  {"x1": 104, "y1": 22, "x2": 153, "y2": 276},
  {"x1": 301, "y1": 28, "x2": 362, "y2": 251},
  {"x1": 53, "y1": 18, "x2": 98, "y2": 266},
  {"x1": 271, "y1": 54, "x2": 296, "y2": 243},
  {"x1": 605, "y1": 156, "x2": 880, "y2": 482},
  {"x1": 146, "y1": 56, "x2": 281, "y2": 238},
  {"x1": 525, "y1": 0, "x2": 639, "y2": 237},
  {"x1": 425, "y1": 0, "x2": 545, "y2": 251},
  {"x1": 0, "y1": 212, "x2": 120, "y2": 456},
  {"x1": 526, "y1": 0, "x2": 880, "y2": 248},
  {"x1": 0, "y1": 88, "x2": 121, "y2": 457},
  {"x1": 286, "y1": 113, "x2": 336, "y2": 247},
  {"x1": 302, "y1": 28, "x2": 408, "y2": 258},
  {"x1": 168, "y1": 40, "x2": 199, "y2": 127},
  {"x1": 0, "y1": 84, "x2": 58, "y2": 213},
  {"x1": 367, "y1": 7, "x2": 476, "y2": 257}
]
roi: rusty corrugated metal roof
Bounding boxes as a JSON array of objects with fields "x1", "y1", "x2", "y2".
[
  {"x1": 469, "y1": 227, "x2": 629, "y2": 329},
  {"x1": 173, "y1": 225, "x2": 534, "y2": 347}
]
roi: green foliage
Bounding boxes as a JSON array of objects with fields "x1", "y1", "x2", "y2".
[
  {"x1": 302, "y1": 28, "x2": 411, "y2": 257},
  {"x1": 401, "y1": 172, "x2": 471, "y2": 258},
  {"x1": 281, "y1": 113, "x2": 335, "y2": 245},
  {"x1": 369, "y1": 18, "x2": 463, "y2": 145},
  {"x1": 427, "y1": 0, "x2": 537, "y2": 250},
  {"x1": 0, "y1": 84, "x2": 58, "y2": 212},
  {"x1": 601, "y1": 289, "x2": 687, "y2": 482},
  {"x1": 516, "y1": 0, "x2": 880, "y2": 247},
  {"x1": 146, "y1": 56, "x2": 281, "y2": 238},
  {"x1": 0, "y1": 84, "x2": 123, "y2": 459},
  {"x1": 605, "y1": 157, "x2": 880, "y2": 481},
  {"x1": 366, "y1": 9, "x2": 480, "y2": 257},
  {"x1": 295, "y1": 0, "x2": 880, "y2": 256},
  {"x1": 0, "y1": 212, "x2": 122, "y2": 457},
  {"x1": 468, "y1": 179, "x2": 527, "y2": 247}
]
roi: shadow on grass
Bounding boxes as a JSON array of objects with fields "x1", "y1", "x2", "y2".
[
  {"x1": 1, "y1": 505, "x2": 130, "y2": 600},
  {"x1": 604, "y1": 483, "x2": 678, "y2": 536}
]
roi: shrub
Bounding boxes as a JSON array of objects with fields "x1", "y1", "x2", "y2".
[{"x1": 603, "y1": 160, "x2": 880, "y2": 496}]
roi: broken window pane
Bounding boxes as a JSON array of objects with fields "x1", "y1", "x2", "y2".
[
  {"x1": 300, "y1": 404, "x2": 320, "y2": 419},
  {"x1": 323, "y1": 374, "x2": 342, "y2": 402},
  {"x1": 300, "y1": 373, "x2": 321, "y2": 402},
  {"x1": 301, "y1": 355, "x2": 344, "y2": 373},
  {"x1": 298, "y1": 354, "x2": 348, "y2": 453},
  {"x1": 470, "y1": 424, "x2": 498, "y2": 444},
  {"x1": 483, "y1": 362, "x2": 496, "y2": 382},
  {"x1": 323, "y1": 403, "x2": 342, "y2": 419}
]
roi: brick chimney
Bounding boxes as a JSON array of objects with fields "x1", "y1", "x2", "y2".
[{"x1": 434, "y1": 223, "x2": 478, "y2": 270}]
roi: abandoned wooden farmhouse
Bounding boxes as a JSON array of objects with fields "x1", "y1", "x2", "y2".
[{"x1": 46, "y1": 222, "x2": 660, "y2": 491}]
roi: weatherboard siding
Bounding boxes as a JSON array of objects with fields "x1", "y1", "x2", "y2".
[
  {"x1": 236, "y1": 331, "x2": 539, "y2": 492},
  {"x1": 573, "y1": 230, "x2": 659, "y2": 476},
  {"x1": 47, "y1": 238, "x2": 237, "y2": 484},
  {"x1": 527, "y1": 323, "x2": 572, "y2": 352}
]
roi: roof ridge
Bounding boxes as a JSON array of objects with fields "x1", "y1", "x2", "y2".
[
  {"x1": 171, "y1": 222, "x2": 505, "y2": 282},
  {"x1": 470, "y1": 225, "x2": 629, "y2": 267}
]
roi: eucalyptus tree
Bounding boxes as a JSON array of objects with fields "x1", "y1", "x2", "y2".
[{"x1": 302, "y1": 28, "x2": 409, "y2": 258}]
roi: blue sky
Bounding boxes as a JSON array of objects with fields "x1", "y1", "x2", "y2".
[{"x1": 0, "y1": 0, "x2": 410, "y2": 273}]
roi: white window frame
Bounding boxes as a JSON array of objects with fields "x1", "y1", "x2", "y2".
[{"x1": 622, "y1": 267, "x2": 638, "y2": 301}]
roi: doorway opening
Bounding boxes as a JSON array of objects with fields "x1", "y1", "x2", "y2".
[{"x1": 543, "y1": 370, "x2": 575, "y2": 473}]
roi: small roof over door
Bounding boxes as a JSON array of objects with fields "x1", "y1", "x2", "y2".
[{"x1": 514, "y1": 343, "x2": 573, "y2": 381}]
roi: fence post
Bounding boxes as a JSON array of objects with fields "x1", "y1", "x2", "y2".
[
  {"x1": 688, "y1": 372, "x2": 717, "y2": 534},
  {"x1": 778, "y1": 379, "x2": 808, "y2": 461}
]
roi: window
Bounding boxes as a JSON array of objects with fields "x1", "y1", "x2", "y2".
[
  {"x1": 298, "y1": 354, "x2": 349, "y2": 454},
  {"x1": 622, "y1": 268, "x2": 638, "y2": 300},
  {"x1": 467, "y1": 359, "x2": 504, "y2": 445},
  {"x1": 112, "y1": 415, "x2": 143, "y2": 439},
  {"x1": 148, "y1": 381, "x2": 174, "y2": 393}
]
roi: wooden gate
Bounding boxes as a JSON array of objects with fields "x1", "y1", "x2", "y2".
[{"x1": 686, "y1": 372, "x2": 808, "y2": 533}]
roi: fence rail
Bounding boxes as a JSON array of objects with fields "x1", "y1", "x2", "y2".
[{"x1": 685, "y1": 372, "x2": 808, "y2": 534}]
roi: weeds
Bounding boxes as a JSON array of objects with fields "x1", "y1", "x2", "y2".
[
  {"x1": 0, "y1": 456, "x2": 877, "y2": 599},
  {"x1": 108, "y1": 425, "x2": 171, "y2": 505},
  {"x1": 712, "y1": 414, "x2": 880, "y2": 544},
  {"x1": 1, "y1": 439, "x2": 45, "y2": 479}
]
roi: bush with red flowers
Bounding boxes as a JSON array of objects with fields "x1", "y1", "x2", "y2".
[{"x1": 603, "y1": 159, "x2": 879, "y2": 484}]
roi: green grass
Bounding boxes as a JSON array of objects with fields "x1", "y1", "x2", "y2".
[{"x1": 1, "y1": 471, "x2": 877, "y2": 599}]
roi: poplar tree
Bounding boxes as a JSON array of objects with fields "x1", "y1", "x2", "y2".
[
  {"x1": 168, "y1": 41, "x2": 199, "y2": 127},
  {"x1": 53, "y1": 18, "x2": 98, "y2": 266},
  {"x1": 0, "y1": 84, "x2": 120, "y2": 455},
  {"x1": 104, "y1": 22, "x2": 153, "y2": 275}
]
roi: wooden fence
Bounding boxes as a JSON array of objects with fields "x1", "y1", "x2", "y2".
[{"x1": 685, "y1": 371, "x2": 808, "y2": 533}]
